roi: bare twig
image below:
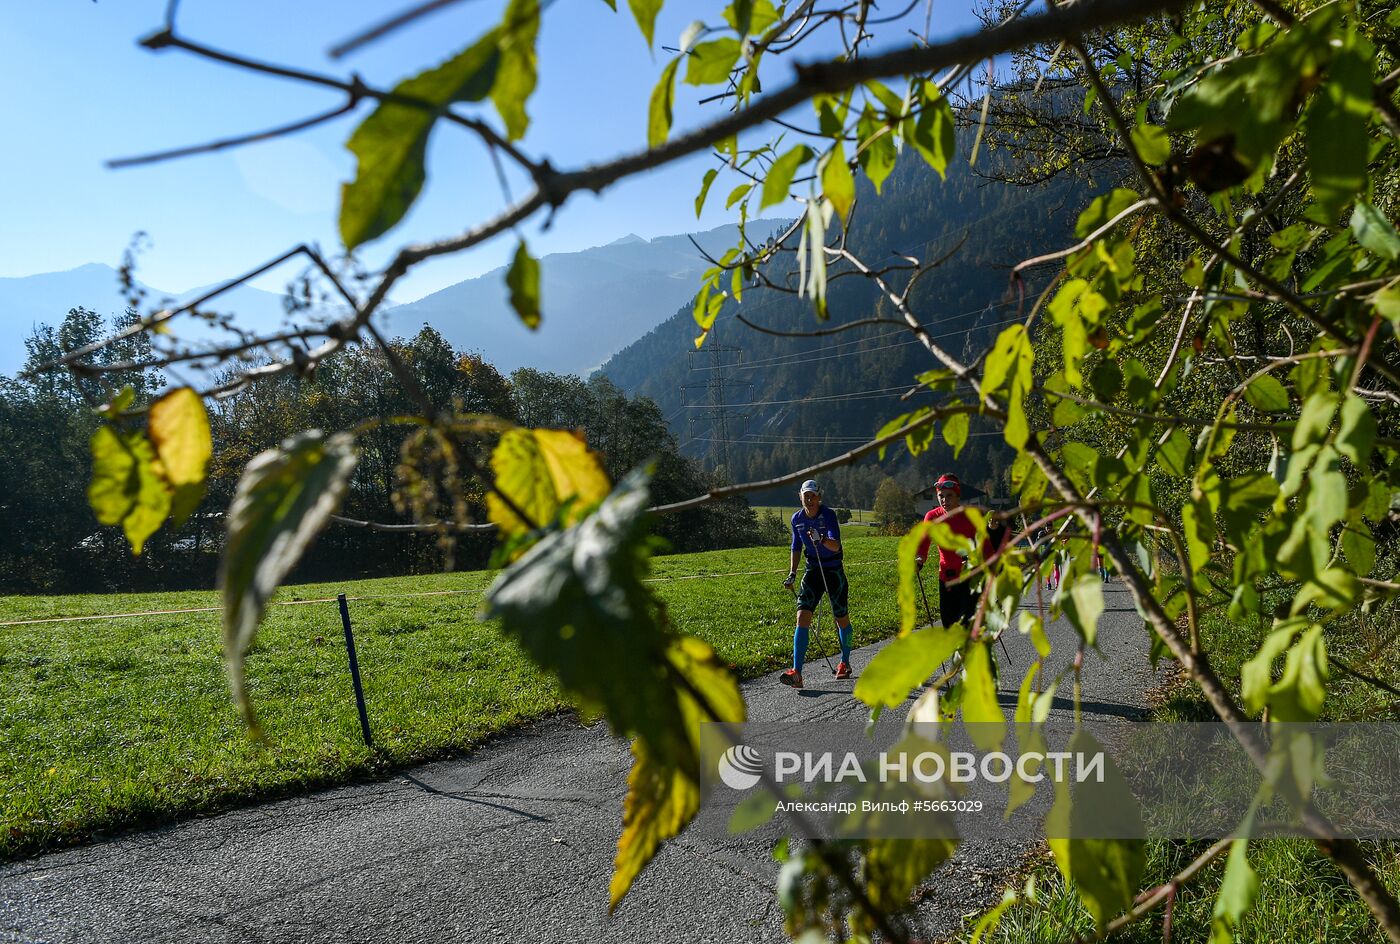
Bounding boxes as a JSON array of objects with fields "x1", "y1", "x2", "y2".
[{"x1": 107, "y1": 102, "x2": 358, "y2": 169}]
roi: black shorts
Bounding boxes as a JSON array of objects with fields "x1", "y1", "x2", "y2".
[
  {"x1": 938, "y1": 578, "x2": 976, "y2": 629},
  {"x1": 796, "y1": 564, "x2": 849, "y2": 619}
]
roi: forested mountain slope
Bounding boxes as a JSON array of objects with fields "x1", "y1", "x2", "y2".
[{"x1": 601, "y1": 154, "x2": 1095, "y2": 506}]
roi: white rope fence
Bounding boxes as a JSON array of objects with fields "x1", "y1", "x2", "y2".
[{"x1": 0, "y1": 560, "x2": 900, "y2": 628}]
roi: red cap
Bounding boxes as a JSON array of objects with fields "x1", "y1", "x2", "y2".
[{"x1": 933, "y1": 473, "x2": 961, "y2": 493}]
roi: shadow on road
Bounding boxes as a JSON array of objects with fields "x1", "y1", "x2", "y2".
[{"x1": 402, "y1": 773, "x2": 554, "y2": 823}]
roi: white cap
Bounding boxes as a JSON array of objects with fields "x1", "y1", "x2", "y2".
[{"x1": 799, "y1": 479, "x2": 820, "y2": 495}]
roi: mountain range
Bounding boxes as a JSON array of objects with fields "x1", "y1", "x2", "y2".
[
  {"x1": 381, "y1": 221, "x2": 786, "y2": 376},
  {"x1": 1, "y1": 221, "x2": 784, "y2": 380},
  {"x1": 0, "y1": 264, "x2": 311, "y2": 378}
]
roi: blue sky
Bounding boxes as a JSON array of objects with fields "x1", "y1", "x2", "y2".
[{"x1": 3, "y1": 0, "x2": 982, "y2": 302}]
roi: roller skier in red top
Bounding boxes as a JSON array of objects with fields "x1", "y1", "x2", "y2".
[{"x1": 913, "y1": 473, "x2": 1001, "y2": 629}]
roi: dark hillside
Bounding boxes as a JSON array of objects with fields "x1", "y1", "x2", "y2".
[{"x1": 601, "y1": 152, "x2": 1091, "y2": 506}]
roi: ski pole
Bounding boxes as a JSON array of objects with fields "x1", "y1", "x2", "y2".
[
  {"x1": 916, "y1": 569, "x2": 949, "y2": 677},
  {"x1": 802, "y1": 530, "x2": 839, "y2": 675}
]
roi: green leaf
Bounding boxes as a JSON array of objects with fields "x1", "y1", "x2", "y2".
[
  {"x1": 684, "y1": 38, "x2": 741, "y2": 86},
  {"x1": 1046, "y1": 731, "x2": 1146, "y2": 931},
  {"x1": 1088, "y1": 361, "x2": 1122, "y2": 402},
  {"x1": 1305, "y1": 34, "x2": 1374, "y2": 222},
  {"x1": 1157, "y1": 428, "x2": 1192, "y2": 477},
  {"x1": 340, "y1": 29, "x2": 501, "y2": 249},
  {"x1": 1075, "y1": 189, "x2": 1141, "y2": 240},
  {"x1": 1241, "y1": 619, "x2": 1328, "y2": 719},
  {"x1": 728, "y1": 791, "x2": 778, "y2": 834},
  {"x1": 905, "y1": 83, "x2": 955, "y2": 178},
  {"x1": 1062, "y1": 575, "x2": 1104, "y2": 647},
  {"x1": 88, "y1": 425, "x2": 139, "y2": 527},
  {"x1": 1306, "y1": 456, "x2": 1348, "y2": 534},
  {"x1": 853, "y1": 624, "x2": 968, "y2": 709},
  {"x1": 490, "y1": 0, "x2": 540, "y2": 141},
  {"x1": 486, "y1": 469, "x2": 681, "y2": 753},
  {"x1": 863, "y1": 835, "x2": 958, "y2": 914},
  {"x1": 1273, "y1": 624, "x2": 1329, "y2": 720},
  {"x1": 725, "y1": 0, "x2": 754, "y2": 34},
  {"x1": 1130, "y1": 124, "x2": 1171, "y2": 165},
  {"x1": 220, "y1": 431, "x2": 359, "y2": 732},
  {"x1": 1182, "y1": 499, "x2": 1213, "y2": 572},
  {"x1": 1292, "y1": 392, "x2": 1339, "y2": 450},
  {"x1": 1336, "y1": 395, "x2": 1376, "y2": 466},
  {"x1": 857, "y1": 109, "x2": 897, "y2": 194},
  {"x1": 1343, "y1": 520, "x2": 1375, "y2": 575},
  {"x1": 1371, "y1": 283, "x2": 1400, "y2": 333},
  {"x1": 762, "y1": 145, "x2": 810, "y2": 209},
  {"x1": 724, "y1": 182, "x2": 752, "y2": 210},
  {"x1": 1211, "y1": 840, "x2": 1259, "y2": 944},
  {"x1": 695, "y1": 168, "x2": 719, "y2": 217},
  {"x1": 627, "y1": 0, "x2": 663, "y2": 47},
  {"x1": 1048, "y1": 279, "x2": 1104, "y2": 387},
  {"x1": 486, "y1": 428, "x2": 611, "y2": 539},
  {"x1": 895, "y1": 520, "x2": 935, "y2": 631},
  {"x1": 1351, "y1": 202, "x2": 1400, "y2": 261},
  {"x1": 961, "y1": 641, "x2": 1004, "y2": 751},
  {"x1": 648, "y1": 57, "x2": 681, "y2": 148},
  {"x1": 505, "y1": 239, "x2": 542, "y2": 330},
  {"x1": 822, "y1": 143, "x2": 855, "y2": 226},
  {"x1": 943, "y1": 412, "x2": 969, "y2": 458},
  {"x1": 1216, "y1": 472, "x2": 1279, "y2": 543},
  {"x1": 1243, "y1": 374, "x2": 1289, "y2": 412},
  {"x1": 983, "y1": 324, "x2": 1028, "y2": 393},
  {"x1": 1021, "y1": 610, "x2": 1051, "y2": 659}
]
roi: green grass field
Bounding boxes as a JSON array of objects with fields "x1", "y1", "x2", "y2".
[{"x1": 0, "y1": 535, "x2": 902, "y2": 859}]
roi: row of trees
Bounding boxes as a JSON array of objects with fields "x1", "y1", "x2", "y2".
[{"x1": 0, "y1": 313, "x2": 759, "y2": 593}]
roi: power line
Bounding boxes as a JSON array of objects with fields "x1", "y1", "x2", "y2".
[
  {"x1": 682, "y1": 342, "x2": 752, "y2": 470},
  {"x1": 689, "y1": 430, "x2": 1005, "y2": 446},
  {"x1": 690, "y1": 294, "x2": 1036, "y2": 374},
  {"x1": 684, "y1": 383, "x2": 924, "y2": 409}
]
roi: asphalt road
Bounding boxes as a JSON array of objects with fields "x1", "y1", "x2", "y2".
[{"x1": 0, "y1": 582, "x2": 1162, "y2": 943}]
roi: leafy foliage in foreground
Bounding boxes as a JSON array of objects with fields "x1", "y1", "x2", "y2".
[{"x1": 39, "y1": 0, "x2": 1400, "y2": 938}]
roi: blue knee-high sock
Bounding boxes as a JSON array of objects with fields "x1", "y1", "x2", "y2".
[
  {"x1": 837, "y1": 623, "x2": 853, "y2": 664},
  {"x1": 793, "y1": 624, "x2": 809, "y2": 672}
]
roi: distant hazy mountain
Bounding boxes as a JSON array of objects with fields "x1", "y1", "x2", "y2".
[
  {"x1": 0, "y1": 263, "x2": 320, "y2": 377},
  {"x1": 382, "y1": 221, "x2": 788, "y2": 376}
]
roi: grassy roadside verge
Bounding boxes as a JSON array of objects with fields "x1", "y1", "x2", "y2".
[
  {"x1": 0, "y1": 536, "x2": 903, "y2": 860},
  {"x1": 946, "y1": 608, "x2": 1400, "y2": 943}
]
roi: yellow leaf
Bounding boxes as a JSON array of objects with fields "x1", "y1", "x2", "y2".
[
  {"x1": 149, "y1": 387, "x2": 212, "y2": 528},
  {"x1": 149, "y1": 388, "x2": 212, "y2": 486},
  {"x1": 610, "y1": 636, "x2": 745, "y2": 909},
  {"x1": 122, "y1": 434, "x2": 172, "y2": 556},
  {"x1": 610, "y1": 738, "x2": 700, "y2": 910},
  {"x1": 486, "y1": 428, "x2": 610, "y2": 538}
]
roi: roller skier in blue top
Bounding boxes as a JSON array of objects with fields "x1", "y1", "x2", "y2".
[{"x1": 780, "y1": 479, "x2": 855, "y2": 688}]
